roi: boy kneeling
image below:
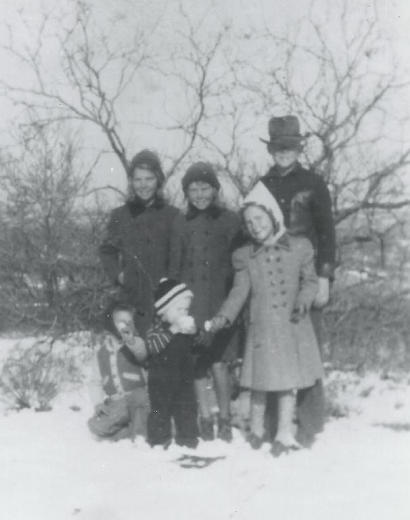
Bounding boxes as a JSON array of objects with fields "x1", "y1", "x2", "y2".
[{"x1": 88, "y1": 301, "x2": 149, "y2": 442}]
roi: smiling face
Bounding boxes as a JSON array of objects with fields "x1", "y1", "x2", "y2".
[
  {"x1": 130, "y1": 167, "x2": 159, "y2": 201},
  {"x1": 112, "y1": 309, "x2": 136, "y2": 337},
  {"x1": 186, "y1": 181, "x2": 217, "y2": 211},
  {"x1": 243, "y1": 205, "x2": 277, "y2": 244}
]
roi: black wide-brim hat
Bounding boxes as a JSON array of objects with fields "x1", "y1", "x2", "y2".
[{"x1": 260, "y1": 115, "x2": 305, "y2": 151}]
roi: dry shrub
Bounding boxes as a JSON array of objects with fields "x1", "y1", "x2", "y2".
[
  {"x1": 324, "y1": 277, "x2": 410, "y2": 373},
  {"x1": 0, "y1": 333, "x2": 93, "y2": 411}
]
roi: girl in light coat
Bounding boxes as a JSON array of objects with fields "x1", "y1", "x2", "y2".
[{"x1": 209, "y1": 182, "x2": 323, "y2": 455}]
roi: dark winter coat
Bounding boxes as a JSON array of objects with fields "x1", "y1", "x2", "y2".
[
  {"x1": 99, "y1": 197, "x2": 180, "y2": 334},
  {"x1": 261, "y1": 162, "x2": 336, "y2": 278},
  {"x1": 168, "y1": 206, "x2": 241, "y2": 327},
  {"x1": 219, "y1": 235, "x2": 323, "y2": 391}
]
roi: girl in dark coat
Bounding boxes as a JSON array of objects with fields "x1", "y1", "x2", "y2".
[
  {"x1": 99, "y1": 150, "x2": 180, "y2": 336},
  {"x1": 169, "y1": 162, "x2": 241, "y2": 442}
]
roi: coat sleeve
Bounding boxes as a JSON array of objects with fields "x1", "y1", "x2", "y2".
[
  {"x1": 99, "y1": 209, "x2": 123, "y2": 284},
  {"x1": 295, "y1": 240, "x2": 319, "y2": 310},
  {"x1": 218, "y1": 247, "x2": 251, "y2": 324},
  {"x1": 145, "y1": 326, "x2": 173, "y2": 356},
  {"x1": 168, "y1": 215, "x2": 185, "y2": 280},
  {"x1": 311, "y1": 177, "x2": 336, "y2": 279}
]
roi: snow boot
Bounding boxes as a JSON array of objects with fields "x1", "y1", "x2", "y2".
[
  {"x1": 199, "y1": 416, "x2": 215, "y2": 441},
  {"x1": 217, "y1": 416, "x2": 232, "y2": 442}
]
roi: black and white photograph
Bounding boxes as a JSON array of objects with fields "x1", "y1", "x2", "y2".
[{"x1": 0, "y1": 0, "x2": 409, "y2": 519}]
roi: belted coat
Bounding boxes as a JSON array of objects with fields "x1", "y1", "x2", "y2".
[{"x1": 219, "y1": 235, "x2": 323, "y2": 391}]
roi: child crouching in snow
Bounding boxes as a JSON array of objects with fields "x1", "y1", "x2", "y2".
[
  {"x1": 146, "y1": 278, "x2": 199, "y2": 449},
  {"x1": 208, "y1": 182, "x2": 323, "y2": 456},
  {"x1": 88, "y1": 301, "x2": 149, "y2": 442}
]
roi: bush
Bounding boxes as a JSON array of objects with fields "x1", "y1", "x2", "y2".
[
  {"x1": 0, "y1": 333, "x2": 93, "y2": 411},
  {"x1": 324, "y1": 274, "x2": 410, "y2": 373}
]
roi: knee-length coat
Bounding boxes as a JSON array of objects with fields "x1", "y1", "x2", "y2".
[
  {"x1": 99, "y1": 197, "x2": 180, "y2": 334},
  {"x1": 219, "y1": 234, "x2": 323, "y2": 391},
  {"x1": 168, "y1": 206, "x2": 241, "y2": 327}
]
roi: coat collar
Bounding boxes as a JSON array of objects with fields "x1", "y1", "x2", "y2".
[
  {"x1": 185, "y1": 203, "x2": 222, "y2": 221},
  {"x1": 266, "y1": 161, "x2": 302, "y2": 178},
  {"x1": 127, "y1": 195, "x2": 165, "y2": 217},
  {"x1": 250, "y1": 233, "x2": 290, "y2": 257}
]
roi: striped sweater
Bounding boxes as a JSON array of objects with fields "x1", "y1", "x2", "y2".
[{"x1": 145, "y1": 320, "x2": 174, "y2": 356}]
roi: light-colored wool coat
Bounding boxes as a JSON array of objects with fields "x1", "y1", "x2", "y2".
[{"x1": 219, "y1": 234, "x2": 323, "y2": 392}]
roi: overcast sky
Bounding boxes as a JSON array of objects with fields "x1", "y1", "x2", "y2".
[{"x1": 1, "y1": 0, "x2": 409, "y2": 204}]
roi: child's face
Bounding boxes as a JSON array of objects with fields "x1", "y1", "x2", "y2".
[
  {"x1": 186, "y1": 181, "x2": 216, "y2": 210},
  {"x1": 161, "y1": 294, "x2": 193, "y2": 325},
  {"x1": 271, "y1": 149, "x2": 300, "y2": 169},
  {"x1": 244, "y1": 205, "x2": 276, "y2": 244},
  {"x1": 130, "y1": 168, "x2": 158, "y2": 201},
  {"x1": 112, "y1": 309, "x2": 136, "y2": 338}
]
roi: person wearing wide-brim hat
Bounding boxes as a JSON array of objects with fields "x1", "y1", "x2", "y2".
[
  {"x1": 99, "y1": 149, "x2": 180, "y2": 336},
  {"x1": 259, "y1": 115, "x2": 336, "y2": 445},
  {"x1": 168, "y1": 161, "x2": 241, "y2": 442}
]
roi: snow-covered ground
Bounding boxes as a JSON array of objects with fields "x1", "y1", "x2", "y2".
[{"x1": 1, "y1": 336, "x2": 410, "y2": 520}]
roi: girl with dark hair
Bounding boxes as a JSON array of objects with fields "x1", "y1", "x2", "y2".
[
  {"x1": 169, "y1": 162, "x2": 241, "y2": 442},
  {"x1": 99, "y1": 150, "x2": 180, "y2": 335}
]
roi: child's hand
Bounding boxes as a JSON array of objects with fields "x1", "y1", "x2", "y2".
[
  {"x1": 194, "y1": 328, "x2": 214, "y2": 348},
  {"x1": 124, "y1": 336, "x2": 147, "y2": 361},
  {"x1": 206, "y1": 315, "x2": 230, "y2": 333},
  {"x1": 313, "y1": 277, "x2": 330, "y2": 308},
  {"x1": 290, "y1": 303, "x2": 309, "y2": 323}
]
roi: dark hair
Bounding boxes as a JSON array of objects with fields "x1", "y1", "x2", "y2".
[
  {"x1": 103, "y1": 299, "x2": 136, "y2": 338},
  {"x1": 128, "y1": 149, "x2": 165, "y2": 186}
]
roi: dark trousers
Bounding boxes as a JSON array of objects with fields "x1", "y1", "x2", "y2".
[{"x1": 147, "y1": 337, "x2": 199, "y2": 447}]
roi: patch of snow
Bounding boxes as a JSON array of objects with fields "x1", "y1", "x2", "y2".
[{"x1": 1, "y1": 336, "x2": 409, "y2": 520}]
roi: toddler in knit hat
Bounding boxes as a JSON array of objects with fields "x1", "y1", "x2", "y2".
[{"x1": 145, "y1": 279, "x2": 199, "y2": 449}]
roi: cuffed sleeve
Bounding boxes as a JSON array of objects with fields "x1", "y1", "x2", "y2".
[
  {"x1": 99, "y1": 209, "x2": 123, "y2": 284},
  {"x1": 311, "y1": 178, "x2": 336, "y2": 279},
  {"x1": 218, "y1": 247, "x2": 251, "y2": 324},
  {"x1": 295, "y1": 240, "x2": 319, "y2": 310}
]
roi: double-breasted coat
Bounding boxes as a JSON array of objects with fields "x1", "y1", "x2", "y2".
[
  {"x1": 168, "y1": 206, "x2": 241, "y2": 327},
  {"x1": 99, "y1": 197, "x2": 180, "y2": 334},
  {"x1": 219, "y1": 235, "x2": 323, "y2": 392}
]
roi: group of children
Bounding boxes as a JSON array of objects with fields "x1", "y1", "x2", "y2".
[{"x1": 89, "y1": 115, "x2": 335, "y2": 456}]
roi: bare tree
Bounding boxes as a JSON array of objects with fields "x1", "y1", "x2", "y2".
[
  {"x1": 0, "y1": 122, "x2": 108, "y2": 330},
  {"x1": 232, "y1": 0, "x2": 410, "y2": 225},
  {"x1": 0, "y1": 1, "x2": 232, "y2": 184}
]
